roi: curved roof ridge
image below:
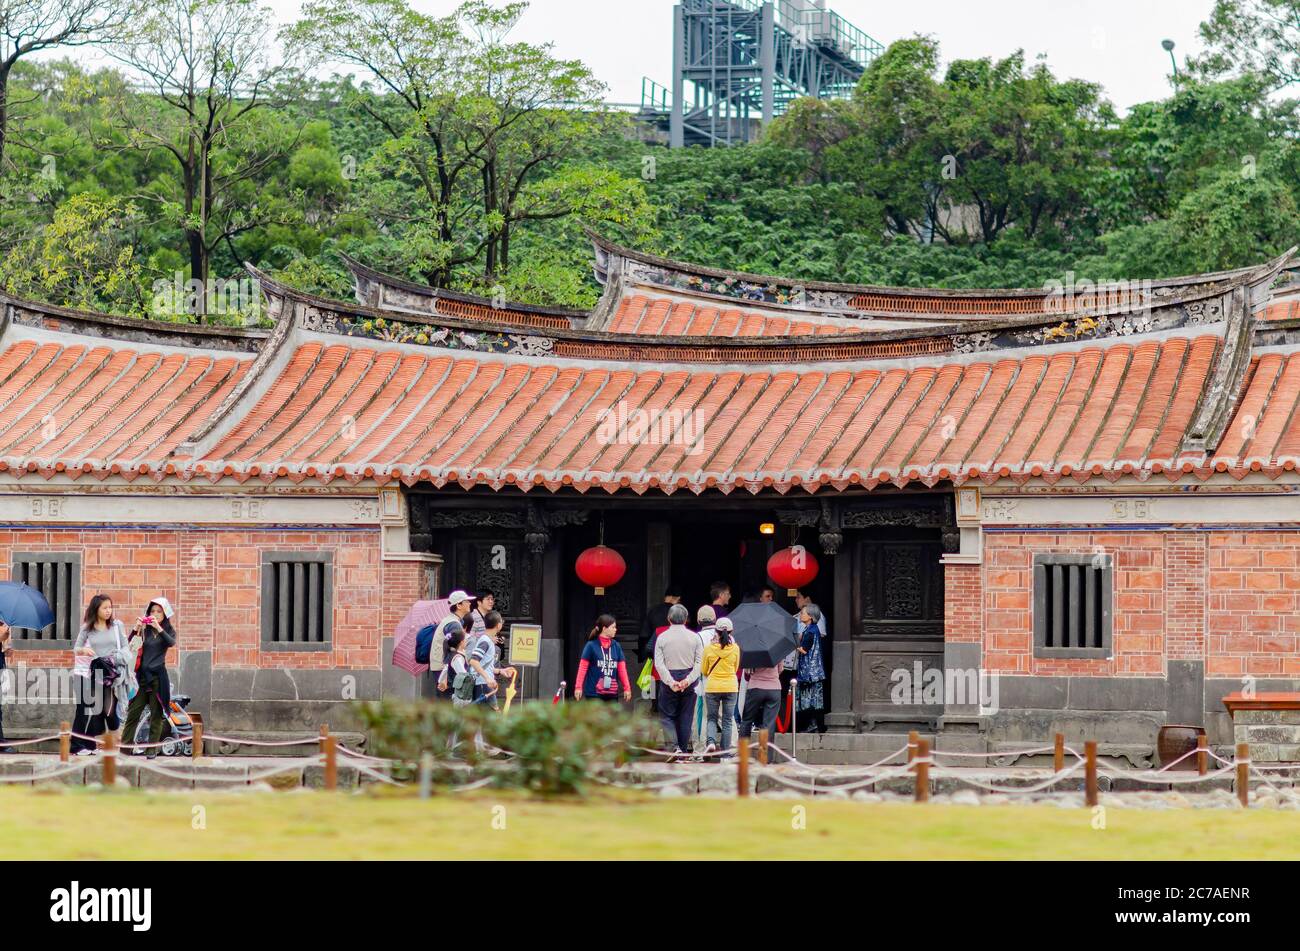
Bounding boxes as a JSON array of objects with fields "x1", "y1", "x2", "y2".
[{"x1": 590, "y1": 229, "x2": 1297, "y2": 299}]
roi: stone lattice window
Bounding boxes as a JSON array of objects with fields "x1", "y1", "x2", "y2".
[
  {"x1": 10, "y1": 552, "x2": 81, "y2": 643},
  {"x1": 261, "y1": 552, "x2": 333, "y2": 651},
  {"x1": 1033, "y1": 553, "x2": 1113, "y2": 659}
]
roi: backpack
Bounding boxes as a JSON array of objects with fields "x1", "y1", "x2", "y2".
[
  {"x1": 453, "y1": 664, "x2": 476, "y2": 702},
  {"x1": 414, "y1": 623, "x2": 439, "y2": 666}
]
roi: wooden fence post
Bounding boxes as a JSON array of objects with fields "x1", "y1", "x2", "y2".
[
  {"x1": 102, "y1": 732, "x2": 116, "y2": 787},
  {"x1": 324, "y1": 732, "x2": 338, "y2": 792},
  {"x1": 1196, "y1": 735, "x2": 1207, "y2": 777},
  {"x1": 1053, "y1": 733, "x2": 1064, "y2": 773},
  {"x1": 737, "y1": 736, "x2": 749, "y2": 798},
  {"x1": 1084, "y1": 741, "x2": 1098, "y2": 807},
  {"x1": 757, "y1": 729, "x2": 769, "y2": 766},
  {"x1": 908, "y1": 729, "x2": 919, "y2": 764},
  {"x1": 59, "y1": 721, "x2": 70, "y2": 763},
  {"x1": 1236, "y1": 742, "x2": 1250, "y2": 808},
  {"x1": 191, "y1": 714, "x2": 203, "y2": 762},
  {"x1": 914, "y1": 738, "x2": 930, "y2": 803}
]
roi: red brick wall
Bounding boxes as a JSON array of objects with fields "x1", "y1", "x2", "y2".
[
  {"x1": 1207, "y1": 532, "x2": 1300, "y2": 678},
  {"x1": 1, "y1": 527, "x2": 424, "y2": 670},
  {"x1": 960, "y1": 529, "x2": 1300, "y2": 680},
  {"x1": 978, "y1": 531, "x2": 1166, "y2": 677},
  {"x1": 943, "y1": 562, "x2": 981, "y2": 644},
  {"x1": 1165, "y1": 533, "x2": 1207, "y2": 661}
]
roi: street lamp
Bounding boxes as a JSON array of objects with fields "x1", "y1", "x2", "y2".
[{"x1": 1161, "y1": 38, "x2": 1179, "y2": 79}]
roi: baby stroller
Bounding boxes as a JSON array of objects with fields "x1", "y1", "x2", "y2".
[{"x1": 129, "y1": 694, "x2": 195, "y2": 756}]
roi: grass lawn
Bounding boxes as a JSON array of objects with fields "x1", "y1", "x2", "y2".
[{"x1": 3, "y1": 785, "x2": 1297, "y2": 860}]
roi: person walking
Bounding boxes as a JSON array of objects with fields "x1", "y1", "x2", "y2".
[
  {"x1": 739, "y1": 656, "x2": 783, "y2": 740},
  {"x1": 574, "y1": 614, "x2": 631, "y2": 703},
  {"x1": 120, "y1": 598, "x2": 177, "y2": 757},
  {"x1": 437, "y1": 626, "x2": 474, "y2": 707},
  {"x1": 431, "y1": 590, "x2": 474, "y2": 702},
  {"x1": 796, "y1": 603, "x2": 827, "y2": 733},
  {"x1": 0, "y1": 620, "x2": 11, "y2": 753},
  {"x1": 467, "y1": 610, "x2": 516, "y2": 710},
  {"x1": 701, "y1": 617, "x2": 740, "y2": 754},
  {"x1": 691, "y1": 606, "x2": 717, "y2": 750},
  {"x1": 653, "y1": 603, "x2": 702, "y2": 758},
  {"x1": 70, "y1": 595, "x2": 131, "y2": 755},
  {"x1": 468, "y1": 590, "x2": 494, "y2": 641}
]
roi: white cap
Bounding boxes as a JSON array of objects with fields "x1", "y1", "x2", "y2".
[
  {"x1": 447, "y1": 589, "x2": 474, "y2": 606},
  {"x1": 716, "y1": 617, "x2": 734, "y2": 632}
]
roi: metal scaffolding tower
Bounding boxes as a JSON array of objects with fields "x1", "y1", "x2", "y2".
[{"x1": 642, "y1": 0, "x2": 883, "y2": 148}]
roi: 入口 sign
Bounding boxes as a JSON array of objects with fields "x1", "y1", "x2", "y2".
[{"x1": 508, "y1": 624, "x2": 541, "y2": 667}]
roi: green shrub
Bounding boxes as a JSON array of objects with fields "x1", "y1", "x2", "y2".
[{"x1": 354, "y1": 699, "x2": 658, "y2": 796}]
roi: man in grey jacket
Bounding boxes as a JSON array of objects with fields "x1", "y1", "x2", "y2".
[{"x1": 653, "y1": 604, "x2": 702, "y2": 756}]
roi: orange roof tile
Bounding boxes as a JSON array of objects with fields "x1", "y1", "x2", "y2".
[
  {"x1": 608, "y1": 293, "x2": 855, "y2": 337},
  {"x1": 122, "y1": 333, "x2": 1254, "y2": 492},
  {"x1": 0, "y1": 338, "x2": 250, "y2": 472}
]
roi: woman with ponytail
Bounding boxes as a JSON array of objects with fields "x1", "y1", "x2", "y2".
[
  {"x1": 701, "y1": 616, "x2": 741, "y2": 753},
  {"x1": 574, "y1": 614, "x2": 630, "y2": 702}
]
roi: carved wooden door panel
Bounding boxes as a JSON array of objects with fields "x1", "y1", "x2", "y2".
[{"x1": 851, "y1": 532, "x2": 945, "y2": 729}]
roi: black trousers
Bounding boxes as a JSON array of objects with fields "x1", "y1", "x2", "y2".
[
  {"x1": 657, "y1": 670, "x2": 695, "y2": 752},
  {"x1": 739, "y1": 687, "x2": 781, "y2": 738},
  {"x1": 71, "y1": 678, "x2": 119, "y2": 752}
]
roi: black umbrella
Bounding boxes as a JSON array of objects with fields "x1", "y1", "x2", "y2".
[{"x1": 727, "y1": 601, "x2": 797, "y2": 669}]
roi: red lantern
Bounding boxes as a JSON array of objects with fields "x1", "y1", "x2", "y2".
[
  {"x1": 575, "y1": 545, "x2": 626, "y2": 595},
  {"x1": 767, "y1": 545, "x2": 819, "y2": 597}
]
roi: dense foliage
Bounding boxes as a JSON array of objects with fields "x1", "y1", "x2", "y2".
[
  {"x1": 0, "y1": 0, "x2": 1296, "y2": 320},
  {"x1": 356, "y1": 698, "x2": 657, "y2": 795}
]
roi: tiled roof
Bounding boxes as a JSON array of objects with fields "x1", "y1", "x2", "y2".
[
  {"x1": 0, "y1": 246, "x2": 1295, "y2": 493},
  {"x1": 49, "y1": 333, "x2": 1270, "y2": 492},
  {"x1": 1264, "y1": 289, "x2": 1300, "y2": 321},
  {"x1": 163, "y1": 333, "x2": 1299, "y2": 492},
  {"x1": 0, "y1": 338, "x2": 249, "y2": 473},
  {"x1": 607, "y1": 294, "x2": 853, "y2": 337}
]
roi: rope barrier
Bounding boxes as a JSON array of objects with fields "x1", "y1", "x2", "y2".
[
  {"x1": 1095, "y1": 764, "x2": 1238, "y2": 787},
  {"x1": 336, "y1": 744, "x2": 393, "y2": 763},
  {"x1": 133, "y1": 755, "x2": 327, "y2": 784},
  {"x1": 0, "y1": 760, "x2": 97, "y2": 783},
  {"x1": 0, "y1": 733, "x2": 65, "y2": 748},
  {"x1": 928, "y1": 760, "x2": 1086, "y2": 795},
  {"x1": 200, "y1": 733, "x2": 332, "y2": 748}
]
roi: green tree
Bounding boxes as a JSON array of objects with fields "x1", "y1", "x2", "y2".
[
  {"x1": 288, "y1": 0, "x2": 652, "y2": 295},
  {"x1": 1194, "y1": 0, "x2": 1300, "y2": 89},
  {"x1": 107, "y1": 0, "x2": 298, "y2": 318},
  {"x1": 0, "y1": 0, "x2": 138, "y2": 183},
  {"x1": 1, "y1": 191, "x2": 145, "y2": 312}
]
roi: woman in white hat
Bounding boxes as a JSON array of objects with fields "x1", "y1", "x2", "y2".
[{"x1": 121, "y1": 597, "x2": 178, "y2": 757}]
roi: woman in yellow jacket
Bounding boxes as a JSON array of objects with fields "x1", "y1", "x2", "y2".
[{"x1": 701, "y1": 617, "x2": 741, "y2": 754}]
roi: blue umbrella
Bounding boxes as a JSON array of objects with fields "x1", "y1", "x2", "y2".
[{"x1": 0, "y1": 581, "x2": 55, "y2": 630}]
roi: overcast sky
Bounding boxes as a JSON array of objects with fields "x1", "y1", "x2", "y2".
[{"x1": 254, "y1": 0, "x2": 1216, "y2": 112}]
